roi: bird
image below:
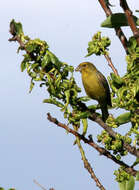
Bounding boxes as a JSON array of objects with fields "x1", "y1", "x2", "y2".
[{"x1": 75, "y1": 62, "x2": 112, "y2": 122}]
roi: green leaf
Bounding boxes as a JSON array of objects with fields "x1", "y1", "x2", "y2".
[
  {"x1": 10, "y1": 19, "x2": 24, "y2": 36},
  {"x1": 21, "y1": 61, "x2": 27, "y2": 72},
  {"x1": 29, "y1": 72, "x2": 37, "y2": 78},
  {"x1": 101, "y1": 13, "x2": 139, "y2": 28},
  {"x1": 67, "y1": 65, "x2": 74, "y2": 73},
  {"x1": 41, "y1": 54, "x2": 50, "y2": 68},
  {"x1": 31, "y1": 63, "x2": 39, "y2": 70},
  {"x1": 126, "y1": 176, "x2": 135, "y2": 190},
  {"x1": 115, "y1": 112, "x2": 131, "y2": 125},
  {"x1": 82, "y1": 118, "x2": 88, "y2": 136},
  {"x1": 26, "y1": 43, "x2": 35, "y2": 53},
  {"x1": 118, "y1": 176, "x2": 135, "y2": 190},
  {"x1": 64, "y1": 90, "x2": 70, "y2": 108},
  {"x1": 110, "y1": 73, "x2": 124, "y2": 88},
  {"x1": 46, "y1": 73, "x2": 56, "y2": 95},
  {"x1": 70, "y1": 88, "x2": 78, "y2": 100},
  {"x1": 77, "y1": 96, "x2": 91, "y2": 102},
  {"x1": 119, "y1": 181, "x2": 126, "y2": 190},
  {"x1": 88, "y1": 104, "x2": 98, "y2": 110},
  {"x1": 136, "y1": 171, "x2": 139, "y2": 181},
  {"x1": 61, "y1": 79, "x2": 70, "y2": 89},
  {"x1": 117, "y1": 87, "x2": 128, "y2": 100},
  {"x1": 43, "y1": 98, "x2": 64, "y2": 108},
  {"x1": 47, "y1": 51, "x2": 62, "y2": 70},
  {"x1": 47, "y1": 51, "x2": 58, "y2": 64},
  {"x1": 55, "y1": 74, "x2": 62, "y2": 88},
  {"x1": 74, "y1": 111, "x2": 90, "y2": 120},
  {"x1": 29, "y1": 79, "x2": 35, "y2": 93},
  {"x1": 134, "y1": 79, "x2": 139, "y2": 97}
]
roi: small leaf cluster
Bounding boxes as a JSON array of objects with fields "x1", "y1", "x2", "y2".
[
  {"x1": 114, "y1": 167, "x2": 130, "y2": 183},
  {"x1": 114, "y1": 168, "x2": 138, "y2": 190},
  {"x1": 10, "y1": 19, "x2": 24, "y2": 38},
  {"x1": 97, "y1": 131, "x2": 128, "y2": 159},
  {"x1": 106, "y1": 111, "x2": 132, "y2": 128},
  {"x1": 86, "y1": 31, "x2": 111, "y2": 56}
]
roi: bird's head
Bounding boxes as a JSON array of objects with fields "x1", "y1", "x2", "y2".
[{"x1": 75, "y1": 62, "x2": 96, "y2": 73}]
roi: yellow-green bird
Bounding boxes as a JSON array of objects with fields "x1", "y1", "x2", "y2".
[{"x1": 76, "y1": 62, "x2": 112, "y2": 122}]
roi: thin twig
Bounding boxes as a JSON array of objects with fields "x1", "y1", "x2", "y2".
[
  {"x1": 74, "y1": 125, "x2": 106, "y2": 190},
  {"x1": 104, "y1": 54, "x2": 119, "y2": 75},
  {"x1": 33, "y1": 180, "x2": 47, "y2": 190},
  {"x1": 120, "y1": 0, "x2": 139, "y2": 45},
  {"x1": 97, "y1": 0, "x2": 129, "y2": 54},
  {"x1": 47, "y1": 113, "x2": 137, "y2": 176},
  {"x1": 9, "y1": 35, "x2": 37, "y2": 60}
]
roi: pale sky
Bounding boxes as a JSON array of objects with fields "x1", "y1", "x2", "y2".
[{"x1": 1, "y1": 0, "x2": 139, "y2": 190}]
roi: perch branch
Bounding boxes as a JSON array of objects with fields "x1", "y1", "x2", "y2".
[
  {"x1": 77, "y1": 101, "x2": 139, "y2": 158},
  {"x1": 92, "y1": 115, "x2": 139, "y2": 158},
  {"x1": 47, "y1": 113, "x2": 137, "y2": 177}
]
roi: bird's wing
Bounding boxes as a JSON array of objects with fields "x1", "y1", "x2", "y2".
[{"x1": 96, "y1": 70, "x2": 112, "y2": 106}]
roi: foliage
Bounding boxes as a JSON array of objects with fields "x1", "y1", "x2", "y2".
[
  {"x1": 86, "y1": 31, "x2": 111, "y2": 56},
  {"x1": 9, "y1": 1, "x2": 139, "y2": 189},
  {"x1": 101, "y1": 13, "x2": 139, "y2": 28},
  {"x1": 86, "y1": 27, "x2": 139, "y2": 190}
]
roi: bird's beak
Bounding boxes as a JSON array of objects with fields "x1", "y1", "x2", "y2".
[{"x1": 75, "y1": 65, "x2": 81, "y2": 72}]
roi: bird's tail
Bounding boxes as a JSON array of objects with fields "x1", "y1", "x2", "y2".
[{"x1": 101, "y1": 104, "x2": 109, "y2": 122}]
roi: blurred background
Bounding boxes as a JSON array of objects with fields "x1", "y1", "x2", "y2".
[{"x1": 1, "y1": 0, "x2": 138, "y2": 189}]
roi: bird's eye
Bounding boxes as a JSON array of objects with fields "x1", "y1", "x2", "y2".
[{"x1": 83, "y1": 64, "x2": 86, "y2": 67}]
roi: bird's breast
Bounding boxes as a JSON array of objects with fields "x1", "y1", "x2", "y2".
[{"x1": 82, "y1": 70, "x2": 106, "y2": 101}]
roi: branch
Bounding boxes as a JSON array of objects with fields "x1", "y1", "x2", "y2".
[
  {"x1": 74, "y1": 126, "x2": 106, "y2": 190},
  {"x1": 9, "y1": 36, "x2": 36, "y2": 60},
  {"x1": 120, "y1": 0, "x2": 139, "y2": 45},
  {"x1": 77, "y1": 101, "x2": 139, "y2": 158},
  {"x1": 47, "y1": 113, "x2": 137, "y2": 177},
  {"x1": 92, "y1": 115, "x2": 139, "y2": 158},
  {"x1": 104, "y1": 54, "x2": 119, "y2": 76},
  {"x1": 97, "y1": 0, "x2": 129, "y2": 54},
  {"x1": 33, "y1": 180, "x2": 55, "y2": 190}
]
